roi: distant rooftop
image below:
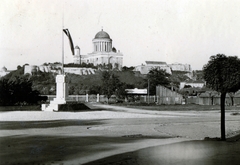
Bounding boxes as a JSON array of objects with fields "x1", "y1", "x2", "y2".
[
  {"x1": 186, "y1": 80, "x2": 205, "y2": 83},
  {"x1": 145, "y1": 61, "x2": 167, "y2": 65},
  {"x1": 125, "y1": 88, "x2": 147, "y2": 94}
]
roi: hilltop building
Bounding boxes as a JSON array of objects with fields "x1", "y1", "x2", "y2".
[
  {"x1": 134, "y1": 61, "x2": 192, "y2": 75},
  {"x1": 179, "y1": 80, "x2": 205, "y2": 89},
  {"x1": 24, "y1": 29, "x2": 123, "y2": 75},
  {"x1": 73, "y1": 29, "x2": 123, "y2": 70},
  {"x1": 0, "y1": 67, "x2": 12, "y2": 77}
]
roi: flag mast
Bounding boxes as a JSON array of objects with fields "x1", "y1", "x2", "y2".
[{"x1": 62, "y1": 2, "x2": 65, "y2": 75}]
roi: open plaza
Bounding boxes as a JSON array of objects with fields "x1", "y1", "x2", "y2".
[{"x1": 0, "y1": 103, "x2": 240, "y2": 165}]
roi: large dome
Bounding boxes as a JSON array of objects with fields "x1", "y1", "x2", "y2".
[{"x1": 94, "y1": 29, "x2": 111, "y2": 39}]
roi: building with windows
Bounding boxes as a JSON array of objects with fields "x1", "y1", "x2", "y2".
[
  {"x1": 0, "y1": 67, "x2": 11, "y2": 77},
  {"x1": 74, "y1": 29, "x2": 123, "y2": 70},
  {"x1": 179, "y1": 80, "x2": 205, "y2": 89},
  {"x1": 134, "y1": 61, "x2": 192, "y2": 75}
]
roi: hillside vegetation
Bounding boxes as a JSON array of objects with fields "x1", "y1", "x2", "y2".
[{"x1": 2, "y1": 65, "x2": 197, "y2": 95}]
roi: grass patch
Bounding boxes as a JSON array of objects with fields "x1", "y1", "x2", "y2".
[
  {"x1": 0, "y1": 105, "x2": 41, "y2": 111},
  {"x1": 113, "y1": 103, "x2": 240, "y2": 111}
]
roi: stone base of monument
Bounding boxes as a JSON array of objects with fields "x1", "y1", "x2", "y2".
[
  {"x1": 42, "y1": 98, "x2": 66, "y2": 111},
  {"x1": 41, "y1": 75, "x2": 91, "y2": 112},
  {"x1": 57, "y1": 103, "x2": 90, "y2": 112},
  {"x1": 41, "y1": 101, "x2": 90, "y2": 112}
]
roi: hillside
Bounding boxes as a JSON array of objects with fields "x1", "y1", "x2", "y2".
[{"x1": 2, "y1": 66, "x2": 198, "y2": 95}]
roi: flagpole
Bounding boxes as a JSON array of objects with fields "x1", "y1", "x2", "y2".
[{"x1": 62, "y1": 2, "x2": 65, "y2": 75}]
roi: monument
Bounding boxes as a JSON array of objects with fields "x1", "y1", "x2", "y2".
[
  {"x1": 41, "y1": 28, "x2": 91, "y2": 111},
  {"x1": 41, "y1": 74, "x2": 69, "y2": 111},
  {"x1": 41, "y1": 29, "x2": 71, "y2": 111}
]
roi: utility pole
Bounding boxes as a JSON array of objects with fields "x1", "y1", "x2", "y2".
[{"x1": 148, "y1": 79, "x2": 150, "y2": 104}]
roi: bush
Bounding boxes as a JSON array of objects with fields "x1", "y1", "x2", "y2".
[{"x1": 0, "y1": 77, "x2": 43, "y2": 106}]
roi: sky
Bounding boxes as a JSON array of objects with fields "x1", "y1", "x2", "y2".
[{"x1": 1, "y1": 0, "x2": 240, "y2": 71}]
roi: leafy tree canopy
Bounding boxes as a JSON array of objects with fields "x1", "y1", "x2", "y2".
[
  {"x1": 146, "y1": 68, "x2": 171, "y2": 95},
  {"x1": 101, "y1": 71, "x2": 121, "y2": 101},
  {"x1": 0, "y1": 77, "x2": 46, "y2": 106},
  {"x1": 203, "y1": 54, "x2": 240, "y2": 93}
]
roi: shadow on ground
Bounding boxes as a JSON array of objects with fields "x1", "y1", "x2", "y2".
[
  {"x1": 84, "y1": 135, "x2": 240, "y2": 165},
  {"x1": 0, "y1": 119, "x2": 105, "y2": 130},
  {"x1": 0, "y1": 134, "x2": 171, "y2": 165}
]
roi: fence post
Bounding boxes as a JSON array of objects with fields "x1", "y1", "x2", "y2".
[
  {"x1": 97, "y1": 94, "x2": 99, "y2": 102},
  {"x1": 86, "y1": 94, "x2": 88, "y2": 102}
]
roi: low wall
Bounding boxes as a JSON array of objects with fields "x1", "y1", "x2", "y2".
[
  {"x1": 43, "y1": 94, "x2": 117, "y2": 103},
  {"x1": 186, "y1": 96, "x2": 240, "y2": 105}
]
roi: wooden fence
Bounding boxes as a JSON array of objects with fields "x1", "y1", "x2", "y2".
[
  {"x1": 186, "y1": 96, "x2": 240, "y2": 105},
  {"x1": 155, "y1": 85, "x2": 183, "y2": 105}
]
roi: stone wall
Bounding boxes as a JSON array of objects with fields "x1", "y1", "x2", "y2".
[
  {"x1": 24, "y1": 65, "x2": 96, "y2": 75},
  {"x1": 168, "y1": 63, "x2": 192, "y2": 72},
  {"x1": 134, "y1": 61, "x2": 192, "y2": 75},
  {"x1": 64, "y1": 67, "x2": 96, "y2": 75}
]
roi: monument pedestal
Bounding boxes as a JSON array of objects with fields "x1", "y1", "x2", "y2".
[{"x1": 42, "y1": 75, "x2": 69, "y2": 111}]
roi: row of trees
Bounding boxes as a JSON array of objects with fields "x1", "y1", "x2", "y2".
[{"x1": 0, "y1": 77, "x2": 47, "y2": 106}]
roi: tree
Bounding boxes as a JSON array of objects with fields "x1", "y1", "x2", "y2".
[
  {"x1": 228, "y1": 92, "x2": 235, "y2": 106},
  {"x1": 203, "y1": 54, "x2": 240, "y2": 140},
  {"x1": 122, "y1": 66, "x2": 135, "y2": 72},
  {"x1": 101, "y1": 71, "x2": 121, "y2": 103},
  {"x1": 146, "y1": 68, "x2": 170, "y2": 95},
  {"x1": 115, "y1": 82, "x2": 129, "y2": 101},
  {"x1": 0, "y1": 77, "x2": 46, "y2": 105},
  {"x1": 0, "y1": 79, "x2": 12, "y2": 105},
  {"x1": 89, "y1": 85, "x2": 101, "y2": 94}
]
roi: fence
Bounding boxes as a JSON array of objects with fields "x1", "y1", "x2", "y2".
[
  {"x1": 44, "y1": 93, "x2": 240, "y2": 105},
  {"x1": 43, "y1": 94, "x2": 117, "y2": 103},
  {"x1": 186, "y1": 96, "x2": 240, "y2": 105},
  {"x1": 139, "y1": 95, "x2": 157, "y2": 103},
  {"x1": 155, "y1": 85, "x2": 183, "y2": 105}
]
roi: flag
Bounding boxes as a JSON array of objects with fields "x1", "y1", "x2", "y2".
[{"x1": 63, "y1": 29, "x2": 74, "y2": 55}]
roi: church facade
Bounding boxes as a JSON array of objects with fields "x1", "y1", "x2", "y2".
[{"x1": 73, "y1": 29, "x2": 123, "y2": 70}]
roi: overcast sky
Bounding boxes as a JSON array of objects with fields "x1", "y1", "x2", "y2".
[{"x1": 1, "y1": 0, "x2": 240, "y2": 70}]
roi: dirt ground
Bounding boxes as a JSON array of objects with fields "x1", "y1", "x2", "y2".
[{"x1": 0, "y1": 103, "x2": 240, "y2": 165}]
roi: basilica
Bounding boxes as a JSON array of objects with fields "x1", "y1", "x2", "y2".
[{"x1": 73, "y1": 29, "x2": 123, "y2": 70}]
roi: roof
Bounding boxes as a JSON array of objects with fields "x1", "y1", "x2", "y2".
[
  {"x1": 94, "y1": 29, "x2": 111, "y2": 39},
  {"x1": 75, "y1": 45, "x2": 80, "y2": 49},
  {"x1": 1, "y1": 66, "x2": 7, "y2": 71},
  {"x1": 145, "y1": 61, "x2": 167, "y2": 65},
  {"x1": 125, "y1": 88, "x2": 147, "y2": 94}
]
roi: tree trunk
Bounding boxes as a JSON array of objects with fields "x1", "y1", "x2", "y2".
[
  {"x1": 220, "y1": 92, "x2": 226, "y2": 141},
  {"x1": 230, "y1": 96, "x2": 234, "y2": 106}
]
